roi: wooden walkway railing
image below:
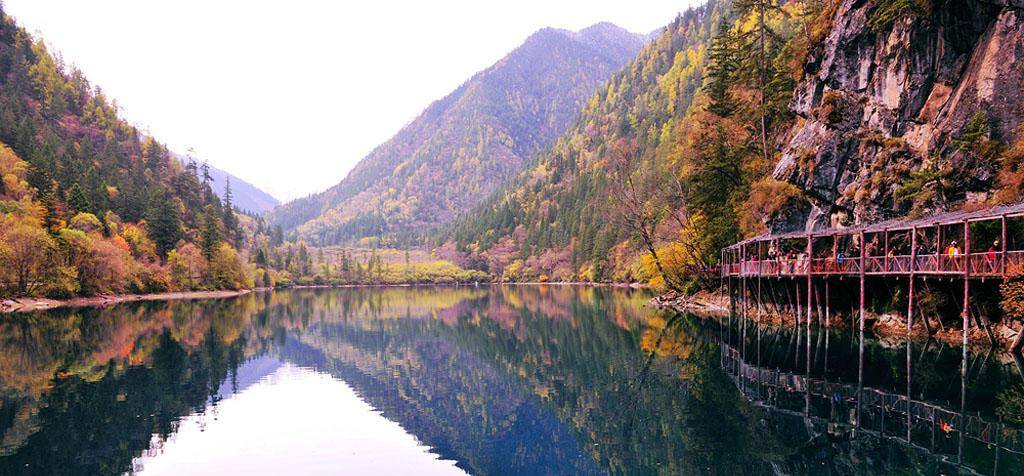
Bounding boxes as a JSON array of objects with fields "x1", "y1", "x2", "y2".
[{"x1": 722, "y1": 251, "x2": 1024, "y2": 279}]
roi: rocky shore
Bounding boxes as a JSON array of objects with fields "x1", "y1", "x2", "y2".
[{"x1": 0, "y1": 289, "x2": 252, "y2": 314}]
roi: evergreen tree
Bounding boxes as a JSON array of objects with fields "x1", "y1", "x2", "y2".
[
  {"x1": 67, "y1": 182, "x2": 91, "y2": 214},
  {"x1": 200, "y1": 204, "x2": 222, "y2": 259},
  {"x1": 222, "y1": 177, "x2": 238, "y2": 244},
  {"x1": 147, "y1": 188, "x2": 182, "y2": 258},
  {"x1": 270, "y1": 224, "x2": 284, "y2": 247}
]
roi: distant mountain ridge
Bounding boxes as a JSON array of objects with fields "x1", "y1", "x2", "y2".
[
  {"x1": 170, "y1": 152, "x2": 280, "y2": 213},
  {"x1": 269, "y1": 22, "x2": 646, "y2": 245},
  {"x1": 205, "y1": 163, "x2": 280, "y2": 213}
]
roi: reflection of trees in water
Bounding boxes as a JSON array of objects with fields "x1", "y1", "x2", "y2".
[
  {"x1": 3, "y1": 287, "x2": 1021, "y2": 475},
  {"x1": 0, "y1": 298, "x2": 263, "y2": 474},
  {"x1": 0, "y1": 328, "x2": 249, "y2": 475}
]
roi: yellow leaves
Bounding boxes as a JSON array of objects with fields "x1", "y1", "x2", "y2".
[
  {"x1": 0, "y1": 142, "x2": 31, "y2": 201},
  {"x1": 119, "y1": 223, "x2": 157, "y2": 260},
  {"x1": 740, "y1": 178, "x2": 803, "y2": 237},
  {"x1": 69, "y1": 212, "x2": 102, "y2": 234}
]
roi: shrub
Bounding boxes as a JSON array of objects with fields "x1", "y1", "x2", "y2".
[
  {"x1": 167, "y1": 243, "x2": 207, "y2": 290},
  {"x1": 208, "y1": 243, "x2": 252, "y2": 290},
  {"x1": 69, "y1": 212, "x2": 103, "y2": 234}
]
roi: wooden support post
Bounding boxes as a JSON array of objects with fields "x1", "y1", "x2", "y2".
[
  {"x1": 884, "y1": 228, "x2": 890, "y2": 273},
  {"x1": 728, "y1": 277, "x2": 734, "y2": 315},
  {"x1": 776, "y1": 239, "x2": 782, "y2": 278},
  {"x1": 963, "y1": 219, "x2": 970, "y2": 348},
  {"x1": 796, "y1": 280, "x2": 802, "y2": 325},
  {"x1": 1012, "y1": 323, "x2": 1024, "y2": 354},
  {"x1": 825, "y1": 278, "x2": 830, "y2": 328},
  {"x1": 757, "y1": 242, "x2": 763, "y2": 321},
  {"x1": 860, "y1": 230, "x2": 866, "y2": 335},
  {"x1": 741, "y1": 245, "x2": 748, "y2": 321},
  {"x1": 1002, "y1": 215, "x2": 1008, "y2": 277},
  {"x1": 906, "y1": 341, "x2": 912, "y2": 443},
  {"x1": 908, "y1": 226, "x2": 917, "y2": 334},
  {"x1": 807, "y1": 233, "x2": 813, "y2": 326}
]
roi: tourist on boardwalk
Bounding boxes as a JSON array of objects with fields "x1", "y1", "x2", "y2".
[{"x1": 986, "y1": 240, "x2": 999, "y2": 272}]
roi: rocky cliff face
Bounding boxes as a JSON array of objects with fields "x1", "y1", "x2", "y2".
[{"x1": 773, "y1": 0, "x2": 1024, "y2": 231}]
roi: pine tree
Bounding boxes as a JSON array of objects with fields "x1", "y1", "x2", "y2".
[
  {"x1": 200, "y1": 204, "x2": 222, "y2": 259},
  {"x1": 147, "y1": 188, "x2": 182, "y2": 258},
  {"x1": 67, "y1": 182, "x2": 91, "y2": 214},
  {"x1": 222, "y1": 177, "x2": 238, "y2": 244},
  {"x1": 270, "y1": 224, "x2": 284, "y2": 247}
]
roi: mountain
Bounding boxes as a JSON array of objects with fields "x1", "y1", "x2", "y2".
[
  {"x1": 269, "y1": 23, "x2": 646, "y2": 245},
  {"x1": 171, "y1": 152, "x2": 280, "y2": 213},
  {"x1": 442, "y1": 2, "x2": 726, "y2": 281},
  {"x1": 205, "y1": 163, "x2": 280, "y2": 214},
  {"x1": 444, "y1": 0, "x2": 1024, "y2": 286}
]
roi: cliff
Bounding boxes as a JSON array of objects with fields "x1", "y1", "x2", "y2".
[{"x1": 773, "y1": 0, "x2": 1024, "y2": 231}]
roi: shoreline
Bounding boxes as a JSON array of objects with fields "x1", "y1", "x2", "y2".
[
  {"x1": 0, "y1": 281, "x2": 647, "y2": 314},
  {"x1": 0, "y1": 289, "x2": 252, "y2": 314}
]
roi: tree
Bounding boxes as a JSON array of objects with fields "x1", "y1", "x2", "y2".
[
  {"x1": 200, "y1": 204, "x2": 222, "y2": 260},
  {"x1": 270, "y1": 224, "x2": 284, "y2": 247},
  {"x1": 168, "y1": 243, "x2": 206, "y2": 290},
  {"x1": 222, "y1": 177, "x2": 238, "y2": 245},
  {"x1": 67, "y1": 183, "x2": 91, "y2": 214},
  {"x1": 609, "y1": 142, "x2": 683, "y2": 292},
  {"x1": 0, "y1": 216, "x2": 56, "y2": 295},
  {"x1": 733, "y1": 0, "x2": 780, "y2": 164},
  {"x1": 146, "y1": 188, "x2": 182, "y2": 259},
  {"x1": 208, "y1": 243, "x2": 250, "y2": 290}
]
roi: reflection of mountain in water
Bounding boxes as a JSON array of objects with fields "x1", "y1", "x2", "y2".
[
  {"x1": 281, "y1": 332, "x2": 603, "y2": 475},
  {"x1": 208, "y1": 355, "x2": 283, "y2": 405},
  {"x1": 3, "y1": 287, "x2": 1024, "y2": 475}
]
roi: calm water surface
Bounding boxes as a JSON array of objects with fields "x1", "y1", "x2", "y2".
[{"x1": 0, "y1": 286, "x2": 1022, "y2": 475}]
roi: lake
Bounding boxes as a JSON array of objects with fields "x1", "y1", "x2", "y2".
[{"x1": 0, "y1": 286, "x2": 1022, "y2": 475}]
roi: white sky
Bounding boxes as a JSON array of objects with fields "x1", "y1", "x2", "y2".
[{"x1": 3, "y1": 0, "x2": 699, "y2": 202}]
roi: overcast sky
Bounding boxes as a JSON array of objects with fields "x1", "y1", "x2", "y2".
[{"x1": 3, "y1": 0, "x2": 699, "y2": 202}]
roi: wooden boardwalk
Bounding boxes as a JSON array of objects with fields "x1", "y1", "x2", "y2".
[
  {"x1": 718, "y1": 202, "x2": 1024, "y2": 351},
  {"x1": 721, "y1": 201, "x2": 1024, "y2": 280}
]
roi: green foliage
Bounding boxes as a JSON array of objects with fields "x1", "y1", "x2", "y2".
[
  {"x1": 867, "y1": 0, "x2": 931, "y2": 32},
  {"x1": 146, "y1": 188, "x2": 182, "y2": 258},
  {"x1": 0, "y1": 8, "x2": 249, "y2": 298},
  {"x1": 442, "y1": 1, "x2": 728, "y2": 282}
]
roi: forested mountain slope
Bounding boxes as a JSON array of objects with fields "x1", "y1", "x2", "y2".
[
  {"x1": 443, "y1": 0, "x2": 1024, "y2": 287},
  {"x1": 0, "y1": 6, "x2": 250, "y2": 297},
  {"x1": 268, "y1": 23, "x2": 645, "y2": 245},
  {"x1": 442, "y1": 1, "x2": 731, "y2": 283}
]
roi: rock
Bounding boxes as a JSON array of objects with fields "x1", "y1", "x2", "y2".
[{"x1": 772, "y1": 0, "x2": 1024, "y2": 231}]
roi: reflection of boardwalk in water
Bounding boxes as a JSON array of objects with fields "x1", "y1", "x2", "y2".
[{"x1": 717, "y1": 323, "x2": 1024, "y2": 474}]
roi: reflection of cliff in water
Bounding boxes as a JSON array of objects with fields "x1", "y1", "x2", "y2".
[{"x1": 707, "y1": 315, "x2": 1024, "y2": 475}]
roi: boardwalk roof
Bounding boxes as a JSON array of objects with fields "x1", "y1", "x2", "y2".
[{"x1": 727, "y1": 201, "x2": 1024, "y2": 250}]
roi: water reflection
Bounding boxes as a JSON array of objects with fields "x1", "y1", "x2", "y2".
[{"x1": 0, "y1": 286, "x2": 1021, "y2": 475}]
